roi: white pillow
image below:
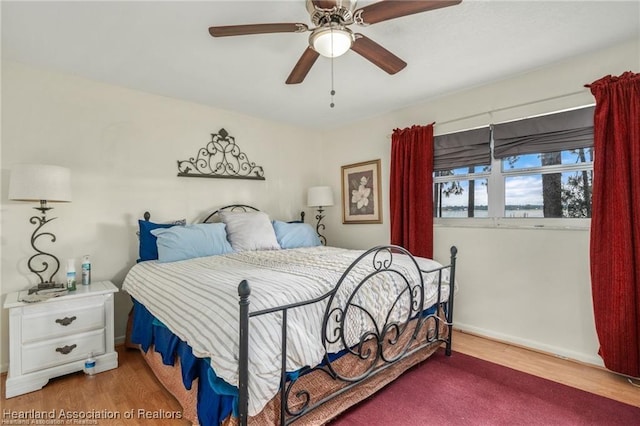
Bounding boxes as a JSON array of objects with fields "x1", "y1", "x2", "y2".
[{"x1": 220, "y1": 211, "x2": 281, "y2": 251}]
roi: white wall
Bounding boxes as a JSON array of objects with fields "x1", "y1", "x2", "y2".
[
  {"x1": 319, "y1": 39, "x2": 639, "y2": 365},
  {"x1": 0, "y1": 61, "x2": 323, "y2": 370}
]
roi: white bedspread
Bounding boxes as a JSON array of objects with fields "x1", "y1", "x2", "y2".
[{"x1": 122, "y1": 246, "x2": 449, "y2": 416}]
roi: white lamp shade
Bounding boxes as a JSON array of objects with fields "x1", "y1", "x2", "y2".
[
  {"x1": 308, "y1": 186, "x2": 334, "y2": 207},
  {"x1": 9, "y1": 164, "x2": 72, "y2": 202},
  {"x1": 310, "y1": 27, "x2": 353, "y2": 58}
]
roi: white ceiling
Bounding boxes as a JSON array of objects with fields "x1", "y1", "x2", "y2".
[{"x1": 2, "y1": 1, "x2": 639, "y2": 130}]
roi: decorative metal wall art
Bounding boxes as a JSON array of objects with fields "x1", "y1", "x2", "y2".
[{"x1": 177, "y1": 128, "x2": 265, "y2": 180}]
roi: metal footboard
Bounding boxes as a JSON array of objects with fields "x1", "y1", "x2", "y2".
[{"x1": 237, "y1": 245, "x2": 458, "y2": 425}]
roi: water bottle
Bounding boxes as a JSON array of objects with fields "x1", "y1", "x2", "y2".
[
  {"x1": 81, "y1": 255, "x2": 91, "y2": 285},
  {"x1": 84, "y1": 352, "x2": 96, "y2": 376},
  {"x1": 66, "y1": 259, "x2": 76, "y2": 291}
]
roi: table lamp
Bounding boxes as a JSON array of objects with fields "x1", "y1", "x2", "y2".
[
  {"x1": 307, "y1": 186, "x2": 334, "y2": 246},
  {"x1": 9, "y1": 164, "x2": 72, "y2": 289}
]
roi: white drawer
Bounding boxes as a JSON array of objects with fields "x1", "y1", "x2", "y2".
[
  {"x1": 21, "y1": 296, "x2": 105, "y2": 343},
  {"x1": 21, "y1": 328, "x2": 105, "y2": 375}
]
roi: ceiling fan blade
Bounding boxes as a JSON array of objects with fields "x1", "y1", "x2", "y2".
[
  {"x1": 356, "y1": 0, "x2": 462, "y2": 25},
  {"x1": 209, "y1": 23, "x2": 308, "y2": 37},
  {"x1": 286, "y1": 47, "x2": 320, "y2": 84},
  {"x1": 351, "y1": 34, "x2": 407, "y2": 75}
]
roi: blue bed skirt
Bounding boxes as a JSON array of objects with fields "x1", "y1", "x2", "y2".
[{"x1": 131, "y1": 299, "x2": 237, "y2": 425}]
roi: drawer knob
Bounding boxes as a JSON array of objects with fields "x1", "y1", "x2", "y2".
[
  {"x1": 55, "y1": 316, "x2": 77, "y2": 326},
  {"x1": 55, "y1": 344, "x2": 77, "y2": 355}
]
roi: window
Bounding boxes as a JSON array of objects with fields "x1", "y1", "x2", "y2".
[
  {"x1": 502, "y1": 148, "x2": 593, "y2": 218},
  {"x1": 434, "y1": 166, "x2": 490, "y2": 218},
  {"x1": 433, "y1": 127, "x2": 491, "y2": 218},
  {"x1": 434, "y1": 106, "x2": 594, "y2": 224}
]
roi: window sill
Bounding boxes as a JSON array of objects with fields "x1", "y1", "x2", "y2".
[{"x1": 434, "y1": 217, "x2": 590, "y2": 231}]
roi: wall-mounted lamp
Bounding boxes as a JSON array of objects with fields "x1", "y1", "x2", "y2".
[
  {"x1": 307, "y1": 186, "x2": 334, "y2": 246},
  {"x1": 9, "y1": 164, "x2": 72, "y2": 288}
]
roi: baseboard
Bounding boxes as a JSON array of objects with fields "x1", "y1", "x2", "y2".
[
  {"x1": 114, "y1": 334, "x2": 125, "y2": 346},
  {"x1": 1, "y1": 362, "x2": 7, "y2": 374},
  {"x1": 454, "y1": 322, "x2": 605, "y2": 368}
]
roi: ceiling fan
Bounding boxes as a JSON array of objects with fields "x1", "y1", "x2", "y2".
[{"x1": 208, "y1": 0, "x2": 462, "y2": 84}]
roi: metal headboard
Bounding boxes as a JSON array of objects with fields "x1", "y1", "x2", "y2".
[
  {"x1": 203, "y1": 204, "x2": 260, "y2": 223},
  {"x1": 142, "y1": 205, "x2": 305, "y2": 224}
]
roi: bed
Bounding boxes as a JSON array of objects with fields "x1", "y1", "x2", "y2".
[{"x1": 123, "y1": 205, "x2": 457, "y2": 425}]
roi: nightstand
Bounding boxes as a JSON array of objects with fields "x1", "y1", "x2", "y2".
[{"x1": 3, "y1": 281, "x2": 119, "y2": 398}]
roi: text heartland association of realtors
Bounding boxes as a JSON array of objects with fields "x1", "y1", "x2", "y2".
[{"x1": 2, "y1": 408, "x2": 182, "y2": 421}]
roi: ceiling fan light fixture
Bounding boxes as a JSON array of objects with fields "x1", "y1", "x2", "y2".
[{"x1": 310, "y1": 26, "x2": 353, "y2": 58}]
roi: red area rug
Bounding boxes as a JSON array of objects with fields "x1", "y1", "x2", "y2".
[{"x1": 331, "y1": 350, "x2": 640, "y2": 425}]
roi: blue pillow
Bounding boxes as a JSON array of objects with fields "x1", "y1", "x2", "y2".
[
  {"x1": 272, "y1": 221, "x2": 321, "y2": 249},
  {"x1": 138, "y1": 219, "x2": 185, "y2": 262},
  {"x1": 151, "y1": 223, "x2": 233, "y2": 263}
]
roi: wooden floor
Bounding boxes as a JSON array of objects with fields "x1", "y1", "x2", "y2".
[
  {"x1": 451, "y1": 330, "x2": 639, "y2": 408},
  {"x1": 2, "y1": 330, "x2": 638, "y2": 425},
  {"x1": 1, "y1": 343, "x2": 191, "y2": 425}
]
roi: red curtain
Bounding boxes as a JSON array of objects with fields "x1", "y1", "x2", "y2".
[
  {"x1": 588, "y1": 72, "x2": 640, "y2": 378},
  {"x1": 390, "y1": 124, "x2": 434, "y2": 258}
]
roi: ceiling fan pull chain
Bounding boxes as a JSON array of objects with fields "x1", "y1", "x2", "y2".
[
  {"x1": 330, "y1": 26, "x2": 335, "y2": 108},
  {"x1": 330, "y1": 57, "x2": 336, "y2": 108}
]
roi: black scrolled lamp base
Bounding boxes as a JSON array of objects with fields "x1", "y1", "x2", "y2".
[
  {"x1": 26, "y1": 202, "x2": 64, "y2": 293},
  {"x1": 315, "y1": 207, "x2": 327, "y2": 246}
]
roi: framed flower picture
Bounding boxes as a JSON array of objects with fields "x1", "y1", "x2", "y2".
[{"x1": 341, "y1": 159, "x2": 383, "y2": 224}]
